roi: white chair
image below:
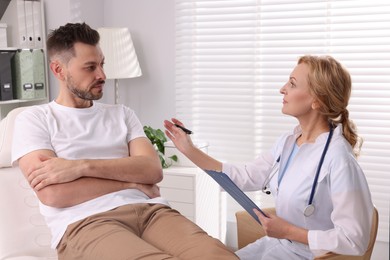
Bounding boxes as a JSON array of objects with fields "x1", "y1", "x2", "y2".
[{"x1": 0, "y1": 107, "x2": 57, "y2": 260}]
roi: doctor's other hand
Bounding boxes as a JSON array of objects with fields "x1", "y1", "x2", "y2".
[
  {"x1": 164, "y1": 118, "x2": 195, "y2": 155},
  {"x1": 255, "y1": 208, "x2": 294, "y2": 240},
  {"x1": 255, "y1": 208, "x2": 309, "y2": 245}
]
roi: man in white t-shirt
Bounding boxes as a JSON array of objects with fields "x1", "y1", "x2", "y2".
[{"x1": 11, "y1": 22, "x2": 238, "y2": 260}]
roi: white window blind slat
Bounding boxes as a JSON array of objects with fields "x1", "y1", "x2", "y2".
[{"x1": 175, "y1": 0, "x2": 390, "y2": 242}]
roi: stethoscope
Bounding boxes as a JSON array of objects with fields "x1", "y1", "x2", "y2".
[{"x1": 262, "y1": 125, "x2": 334, "y2": 217}]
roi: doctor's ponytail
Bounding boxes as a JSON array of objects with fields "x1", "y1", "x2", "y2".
[
  {"x1": 298, "y1": 55, "x2": 363, "y2": 157},
  {"x1": 337, "y1": 109, "x2": 363, "y2": 157}
]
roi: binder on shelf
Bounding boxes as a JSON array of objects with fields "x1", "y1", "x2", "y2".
[
  {"x1": 0, "y1": 0, "x2": 12, "y2": 19},
  {"x1": 11, "y1": 49, "x2": 34, "y2": 100},
  {"x1": 32, "y1": 49, "x2": 46, "y2": 99},
  {"x1": 32, "y1": 0, "x2": 43, "y2": 48},
  {"x1": 1, "y1": 0, "x2": 28, "y2": 48},
  {"x1": 0, "y1": 51, "x2": 15, "y2": 101},
  {"x1": 0, "y1": 23, "x2": 7, "y2": 48},
  {"x1": 24, "y1": 0, "x2": 35, "y2": 48}
]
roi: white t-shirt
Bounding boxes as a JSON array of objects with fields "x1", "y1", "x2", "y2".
[{"x1": 12, "y1": 101, "x2": 169, "y2": 249}]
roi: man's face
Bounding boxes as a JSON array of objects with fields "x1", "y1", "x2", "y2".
[{"x1": 64, "y1": 42, "x2": 106, "y2": 101}]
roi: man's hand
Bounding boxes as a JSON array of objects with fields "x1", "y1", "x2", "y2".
[
  {"x1": 129, "y1": 183, "x2": 161, "y2": 198},
  {"x1": 27, "y1": 155, "x2": 83, "y2": 191},
  {"x1": 18, "y1": 149, "x2": 162, "y2": 208}
]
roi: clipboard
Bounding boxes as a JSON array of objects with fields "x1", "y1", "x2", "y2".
[{"x1": 204, "y1": 169, "x2": 267, "y2": 224}]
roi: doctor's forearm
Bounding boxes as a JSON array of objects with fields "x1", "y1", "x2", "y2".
[{"x1": 183, "y1": 145, "x2": 223, "y2": 171}]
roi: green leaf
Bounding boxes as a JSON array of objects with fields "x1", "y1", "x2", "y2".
[
  {"x1": 169, "y1": 155, "x2": 178, "y2": 162},
  {"x1": 155, "y1": 129, "x2": 167, "y2": 142},
  {"x1": 144, "y1": 125, "x2": 178, "y2": 168}
]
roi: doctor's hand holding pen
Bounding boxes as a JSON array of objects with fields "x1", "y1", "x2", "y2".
[{"x1": 163, "y1": 118, "x2": 224, "y2": 173}]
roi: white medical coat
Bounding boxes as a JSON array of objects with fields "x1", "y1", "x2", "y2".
[{"x1": 223, "y1": 125, "x2": 373, "y2": 259}]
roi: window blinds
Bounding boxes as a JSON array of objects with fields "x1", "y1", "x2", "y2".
[{"x1": 175, "y1": 0, "x2": 390, "y2": 242}]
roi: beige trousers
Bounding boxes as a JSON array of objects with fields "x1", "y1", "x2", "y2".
[{"x1": 57, "y1": 203, "x2": 238, "y2": 260}]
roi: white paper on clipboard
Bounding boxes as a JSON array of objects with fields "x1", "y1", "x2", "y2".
[{"x1": 204, "y1": 169, "x2": 267, "y2": 224}]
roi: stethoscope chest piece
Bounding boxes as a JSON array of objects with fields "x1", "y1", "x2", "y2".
[{"x1": 303, "y1": 204, "x2": 315, "y2": 217}]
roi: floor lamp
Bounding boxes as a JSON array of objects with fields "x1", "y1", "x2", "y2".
[{"x1": 97, "y1": 27, "x2": 142, "y2": 104}]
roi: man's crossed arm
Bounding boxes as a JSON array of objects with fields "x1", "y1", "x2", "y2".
[{"x1": 18, "y1": 137, "x2": 162, "y2": 208}]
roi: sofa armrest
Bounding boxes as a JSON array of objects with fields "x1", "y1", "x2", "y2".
[{"x1": 235, "y1": 208, "x2": 276, "y2": 249}]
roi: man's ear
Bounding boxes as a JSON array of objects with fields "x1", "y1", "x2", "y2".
[{"x1": 49, "y1": 60, "x2": 65, "y2": 80}]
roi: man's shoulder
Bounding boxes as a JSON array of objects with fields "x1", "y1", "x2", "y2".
[{"x1": 16, "y1": 103, "x2": 50, "y2": 120}]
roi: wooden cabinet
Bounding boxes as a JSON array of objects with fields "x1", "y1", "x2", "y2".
[
  {"x1": 159, "y1": 166, "x2": 226, "y2": 241},
  {"x1": 0, "y1": 0, "x2": 48, "y2": 120}
]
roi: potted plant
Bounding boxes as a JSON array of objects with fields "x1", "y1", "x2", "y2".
[{"x1": 143, "y1": 125, "x2": 178, "y2": 168}]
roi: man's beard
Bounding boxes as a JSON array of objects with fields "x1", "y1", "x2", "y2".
[{"x1": 66, "y1": 76, "x2": 104, "y2": 101}]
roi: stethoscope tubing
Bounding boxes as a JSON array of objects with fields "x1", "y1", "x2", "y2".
[
  {"x1": 262, "y1": 124, "x2": 334, "y2": 216},
  {"x1": 308, "y1": 126, "x2": 334, "y2": 205}
]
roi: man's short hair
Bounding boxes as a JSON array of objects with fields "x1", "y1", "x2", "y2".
[{"x1": 46, "y1": 22, "x2": 100, "y2": 63}]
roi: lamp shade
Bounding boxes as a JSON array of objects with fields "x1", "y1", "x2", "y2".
[{"x1": 97, "y1": 27, "x2": 142, "y2": 79}]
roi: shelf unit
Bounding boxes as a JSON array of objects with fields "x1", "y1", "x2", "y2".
[
  {"x1": 0, "y1": 0, "x2": 48, "y2": 120},
  {"x1": 0, "y1": 98, "x2": 47, "y2": 119}
]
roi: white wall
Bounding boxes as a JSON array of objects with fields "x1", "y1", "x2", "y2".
[
  {"x1": 45, "y1": 0, "x2": 174, "y2": 129},
  {"x1": 102, "y1": 0, "x2": 175, "y2": 130}
]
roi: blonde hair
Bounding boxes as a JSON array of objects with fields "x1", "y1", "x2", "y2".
[{"x1": 298, "y1": 55, "x2": 362, "y2": 156}]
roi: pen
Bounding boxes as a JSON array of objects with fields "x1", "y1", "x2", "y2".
[{"x1": 174, "y1": 124, "x2": 193, "y2": 135}]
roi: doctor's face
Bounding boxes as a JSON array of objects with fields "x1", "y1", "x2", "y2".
[
  {"x1": 63, "y1": 42, "x2": 106, "y2": 101},
  {"x1": 279, "y1": 63, "x2": 316, "y2": 118}
]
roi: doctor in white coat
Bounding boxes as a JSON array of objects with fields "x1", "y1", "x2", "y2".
[{"x1": 164, "y1": 55, "x2": 373, "y2": 260}]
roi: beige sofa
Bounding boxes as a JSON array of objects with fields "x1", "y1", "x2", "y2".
[{"x1": 0, "y1": 107, "x2": 57, "y2": 260}]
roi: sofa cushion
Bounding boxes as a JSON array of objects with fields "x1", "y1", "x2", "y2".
[
  {"x1": 0, "y1": 106, "x2": 29, "y2": 168},
  {"x1": 0, "y1": 106, "x2": 57, "y2": 259},
  {"x1": 0, "y1": 167, "x2": 57, "y2": 259}
]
